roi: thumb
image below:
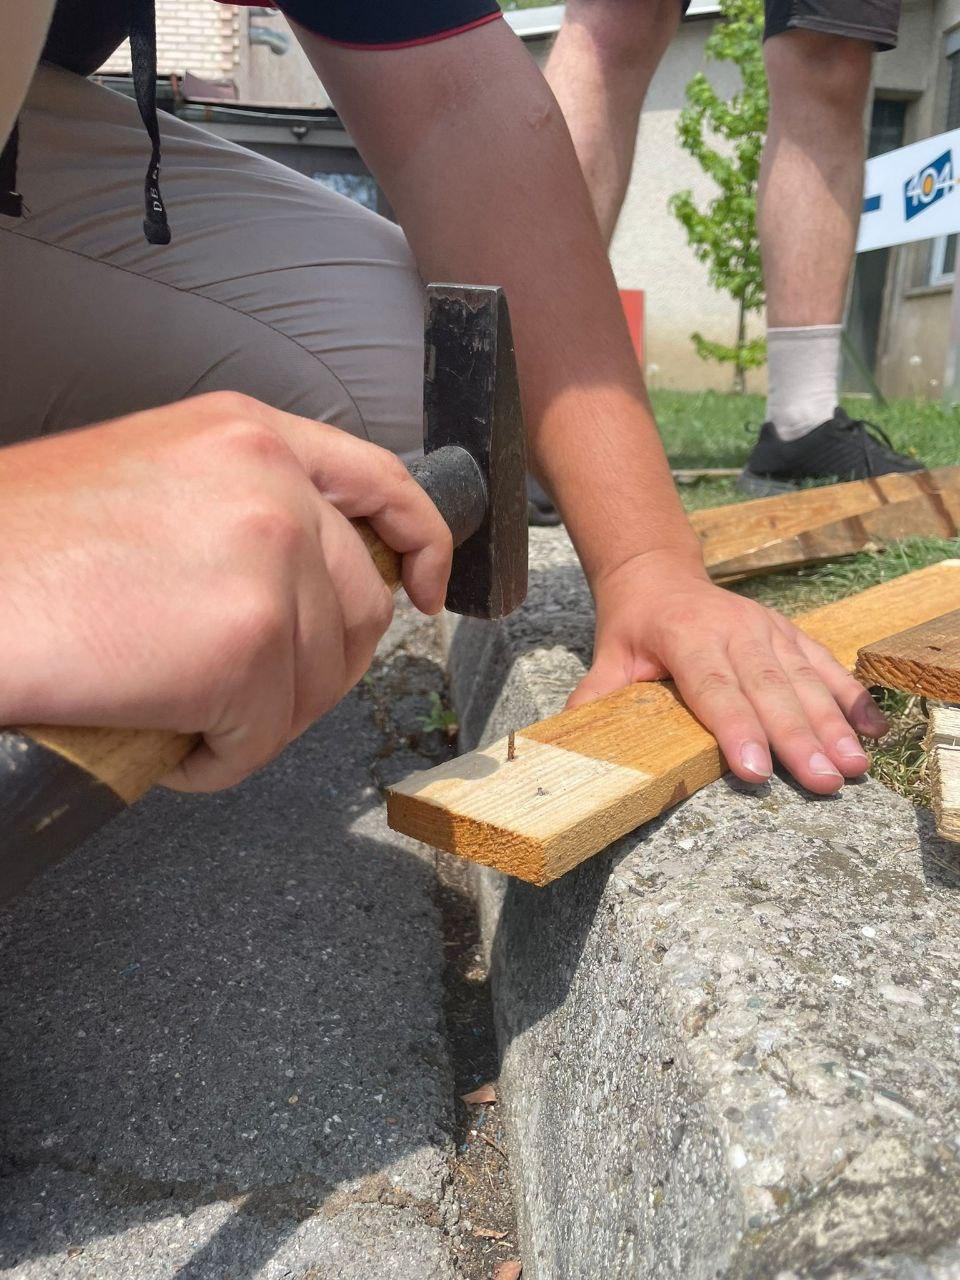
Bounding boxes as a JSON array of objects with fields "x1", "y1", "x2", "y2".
[
  {"x1": 566, "y1": 649, "x2": 666, "y2": 711},
  {"x1": 566, "y1": 653, "x2": 634, "y2": 710}
]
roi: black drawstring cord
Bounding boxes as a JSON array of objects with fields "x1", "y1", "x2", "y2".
[
  {"x1": 129, "y1": 0, "x2": 171, "y2": 245},
  {"x1": 0, "y1": 120, "x2": 23, "y2": 218}
]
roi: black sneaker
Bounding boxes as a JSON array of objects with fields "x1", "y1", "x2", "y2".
[
  {"x1": 527, "y1": 475, "x2": 562, "y2": 526},
  {"x1": 739, "y1": 407, "x2": 923, "y2": 496}
]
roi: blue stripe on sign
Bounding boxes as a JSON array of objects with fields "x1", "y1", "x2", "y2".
[{"x1": 862, "y1": 194, "x2": 882, "y2": 213}]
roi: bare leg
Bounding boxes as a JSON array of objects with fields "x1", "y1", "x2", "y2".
[
  {"x1": 759, "y1": 29, "x2": 873, "y2": 328},
  {"x1": 745, "y1": 29, "x2": 920, "y2": 482},
  {"x1": 545, "y1": 0, "x2": 682, "y2": 245}
]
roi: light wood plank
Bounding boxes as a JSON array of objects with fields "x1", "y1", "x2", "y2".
[
  {"x1": 693, "y1": 467, "x2": 960, "y2": 574},
  {"x1": 388, "y1": 560, "x2": 960, "y2": 886},
  {"x1": 926, "y1": 703, "x2": 960, "y2": 844},
  {"x1": 708, "y1": 490, "x2": 960, "y2": 583},
  {"x1": 855, "y1": 609, "x2": 960, "y2": 702}
]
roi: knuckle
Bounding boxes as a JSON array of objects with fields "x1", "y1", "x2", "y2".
[
  {"x1": 363, "y1": 580, "x2": 395, "y2": 643},
  {"x1": 781, "y1": 722, "x2": 815, "y2": 747},
  {"x1": 256, "y1": 727, "x2": 294, "y2": 771},
  {"x1": 232, "y1": 732, "x2": 292, "y2": 786},
  {"x1": 347, "y1": 583, "x2": 394, "y2": 663},
  {"x1": 750, "y1": 665, "x2": 790, "y2": 693},
  {"x1": 692, "y1": 668, "x2": 739, "y2": 701},
  {"x1": 196, "y1": 389, "x2": 261, "y2": 422},
  {"x1": 800, "y1": 634, "x2": 831, "y2": 661},
  {"x1": 786, "y1": 660, "x2": 821, "y2": 686},
  {"x1": 306, "y1": 655, "x2": 349, "y2": 726},
  {"x1": 368, "y1": 447, "x2": 412, "y2": 499},
  {"x1": 373, "y1": 582, "x2": 395, "y2": 632},
  {"x1": 223, "y1": 421, "x2": 291, "y2": 467},
  {"x1": 382, "y1": 449, "x2": 411, "y2": 486},
  {"x1": 226, "y1": 587, "x2": 289, "y2": 661},
  {"x1": 236, "y1": 503, "x2": 305, "y2": 557}
]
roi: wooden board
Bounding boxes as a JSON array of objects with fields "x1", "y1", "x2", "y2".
[
  {"x1": 387, "y1": 560, "x2": 960, "y2": 886},
  {"x1": 855, "y1": 609, "x2": 960, "y2": 701},
  {"x1": 692, "y1": 467, "x2": 960, "y2": 576},
  {"x1": 707, "y1": 491, "x2": 960, "y2": 584},
  {"x1": 925, "y1": 703, "x2": 960, "y2": 844}
]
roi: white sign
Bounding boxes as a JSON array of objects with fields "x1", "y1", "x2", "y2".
[{"x1": 857, "y1": 128, "x2": 960, "y2": 253}]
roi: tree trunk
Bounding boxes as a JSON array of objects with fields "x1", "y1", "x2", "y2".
[{"x1": 733, "y1": 296, "x2": 747, "y2": 395}]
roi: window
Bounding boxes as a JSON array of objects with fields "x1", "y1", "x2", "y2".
[
  {"x1": 311, "y1": 171, "x2": 378, "y2": 211},
  {"x1": 844, "y1": 96, "x2": 906, "y2": 389},
  {"x1": 238, "y1": 139, "x2": 394, "y2": 220},
  {"x1": 923, "y1": 41, "x2": 960, "y2": 285},
  {"x1": 929, "y1": 230, "x2": 958, "y2": 284}
]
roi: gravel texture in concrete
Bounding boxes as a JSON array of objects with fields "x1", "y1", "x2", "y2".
[
  {"x1": 0, "y1": 611, "x2": 459, "y2": 1279},
  {"x1": 448, "y1": 528, "x2": 960, "y2": 1280}
]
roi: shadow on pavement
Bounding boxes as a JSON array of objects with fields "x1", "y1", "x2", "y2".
[{"x1": 0, "y1": 685, "x2": 458, "y2": 1278}]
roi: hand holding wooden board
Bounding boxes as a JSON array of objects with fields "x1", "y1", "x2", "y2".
[{"x1": 388, "y1": 561, "x2": 960, "y2": 886}]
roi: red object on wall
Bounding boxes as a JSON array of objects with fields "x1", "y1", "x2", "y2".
[{"x1": 619, "y1": 289, "x2": 645, "y2": 365}]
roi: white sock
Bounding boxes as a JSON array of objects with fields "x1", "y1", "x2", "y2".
[{"x1": 765, "y1": 325, "x2": 842, "y2": 442}]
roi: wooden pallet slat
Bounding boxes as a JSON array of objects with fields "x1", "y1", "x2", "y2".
[
  {"x1": 708, "y1": 491, "x2": 960, "y2": 583},
  {"x1": 855, "y1": 608, "x2": 960, "y2": 701},
  {"x1": 694, "y1": 467, "x2": 960, "y2": 581},
  {"x1": 388, "y1": 560, "x2": 960, "y2": 886},
  {"x1": 926, "y1": 704, "x2": 960, "y2": 844}
]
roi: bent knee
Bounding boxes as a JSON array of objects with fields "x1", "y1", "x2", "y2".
[
  {"x1": 766, "y1": 29, "x2": 872, "y2": 115},
  {"x1": 564, "y1": 0, "x2": 682, "y2": 67}
]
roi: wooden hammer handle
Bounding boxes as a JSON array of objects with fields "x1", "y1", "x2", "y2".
[
  {"x1": 351, "y1": 517, "x2": 402, "y2": 592},
  {"x1": 1, "y1": 520, "x2": 402, "y2": 895}
]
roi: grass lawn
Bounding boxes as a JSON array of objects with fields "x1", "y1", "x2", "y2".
[{"x1": 651, "y1": 389, "x2": 960, "y2": 803}]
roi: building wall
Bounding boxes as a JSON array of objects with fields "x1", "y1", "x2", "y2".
[
  {"x1": 99, "y1": 1, "x2": 955, "y2": 398},
  {"x1": 609, "y1": 25, "x2": 755, "y2": 392},
  {"x1": 102, "y1": 0, "x2": 241, "y2": 80},
  {"x1": 528, "y1": 21, "x2": 753, "y2": 393},
  {"x1": 874, "y1": 0, "x2": 960, "y2": 398},
  {"x1": 239, "y1": 16, "x2": 333, "y2": 108}
]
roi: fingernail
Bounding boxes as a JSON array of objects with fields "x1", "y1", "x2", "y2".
[
  {"x1": 809, "y1": 752, "x2": 843, "y2": 779},
  {"x1": 740, "y1": 741, "x2": 772, "y2": 779},
  {"x1": 836, "y1": 735, "x2": 868, "y2": 762}
]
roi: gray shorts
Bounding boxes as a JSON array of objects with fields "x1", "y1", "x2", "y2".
[
  {"x1": 765, "y1": 0, "x2": 901, "y2": 50},
  {"x1": 0, "y1": 63, "x2": 426, "y2": 455}
]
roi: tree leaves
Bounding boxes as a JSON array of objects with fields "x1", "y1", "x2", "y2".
[{"x1": 668, "y1": 0, "x2": 767, "y2": 385}]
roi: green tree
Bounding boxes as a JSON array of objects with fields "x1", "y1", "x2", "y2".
[{"x1": 669, "y1": 0, "x2": 768, "y2": 392}]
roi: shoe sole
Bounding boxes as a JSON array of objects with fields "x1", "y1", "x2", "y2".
[
  {"x1": 738, "y1": 464, "x2": 925, "y2": 498},
  {"x1": 736, "y1": 470, "x2": 804, "y2": 497}
]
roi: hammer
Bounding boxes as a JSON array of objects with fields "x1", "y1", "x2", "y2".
[{"x1": 0, "y1": 284, "x2": 528, "y2": 901}]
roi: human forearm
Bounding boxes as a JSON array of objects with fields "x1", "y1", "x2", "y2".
[
  {"x1": 296, "y1": 19, "x2": 890, "y2": 797},
  {"x1": 297, "y1": 21, "x2": 703, "y2": 589}
]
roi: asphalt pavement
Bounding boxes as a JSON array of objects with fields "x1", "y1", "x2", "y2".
[{"x1": 0, "y1": 612, "x2": 462, "y2": 1279}]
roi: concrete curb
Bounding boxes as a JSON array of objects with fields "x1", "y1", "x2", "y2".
[{"x1": 445, "y1": 529, "x2": 960, "y2": 1280}]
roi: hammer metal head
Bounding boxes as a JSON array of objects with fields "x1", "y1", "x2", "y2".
[{"x1": 423, "y1": 285, "x2": 528, "y2": 620}]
